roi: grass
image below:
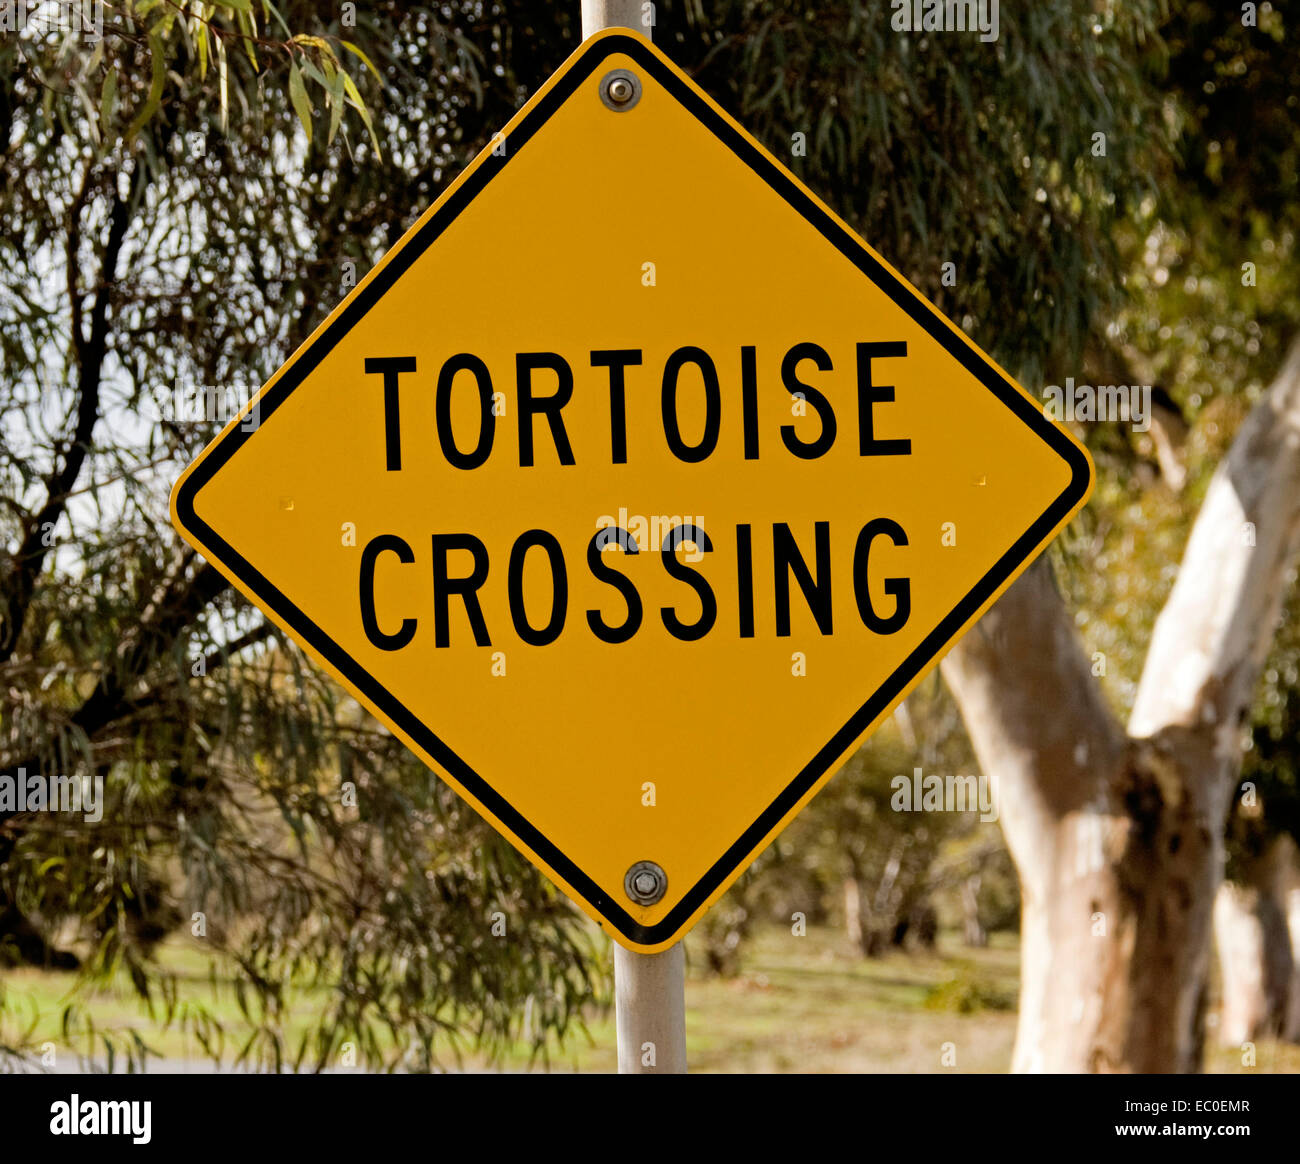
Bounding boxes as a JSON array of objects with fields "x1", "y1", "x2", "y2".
[{"x1": 2, "y1": 924, "x2": 1297, "y2": 1073}]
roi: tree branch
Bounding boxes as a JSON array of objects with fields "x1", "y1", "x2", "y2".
[
  {"x1": 70, "y1": 562, "x2": 231, "y2": 742},
  {"x1": 0, "y1": 563, "x2": 230, "y2": 828},
  {"x1": 1130, "y1": 336, "x2": 1300, "y2": 770},
  {"x1": 0, "y1": 182, "x2": 132, "y2": 664},
  {"x1": 939, "y1": 560, "x2": 1128, "y2": 896}
]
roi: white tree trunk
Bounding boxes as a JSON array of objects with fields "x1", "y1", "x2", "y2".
[
  {"x1": 1214, "y1": 842, "x2": 1294, "y2": 1047},
  {"x1": 843, "y1": 875, "x2": 864, "y2": 951},
  {"x1": 1215, "y1": 881, "x2": 1269, "y2": 1047},
  {"x1": 1286, "y1": 878, "x2": 1300, "y2": 1043},
  {"x1": 941, "y1": 337, "x2": 1300, "y2": 1071}
]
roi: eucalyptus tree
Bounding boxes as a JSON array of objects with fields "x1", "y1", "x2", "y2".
[
  {"x1": 941, "y1": 2, "x2": 1300, "y2": 1071},
  {"x1": 685, "y1": 1, "x2": 1300, "y2": 1071},
  {"x1": 0, "y1": 1, "x2": 604, "y2": 1069}
]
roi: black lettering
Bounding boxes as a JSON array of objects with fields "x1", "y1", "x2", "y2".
[
  {"x1": 741, "y1": 345, "x2": 759, "y2": 460},
  {"x1": 516, "y1": 352, "x2": 576, "y2": 467},
  {"x1": 508, "y1": 529, "x2": 568, "y2": 646},
  {"x1": 431, "y1": 533, "x2": 491, "y2": 647},
  {"x1": 737, "y1": 524, "x2": 755, "y2": 638},
  {"x1": 586, "y1": 528, "x2": 642, "y2": 643},
  {"x1": 591, "y1": 349, "x2": 642, "y2": 464},
  {"x1": 853, "y1": 518, "x2": 910, "y2": 634},
  {"x1": 364, "y1": 356, "x2": 417, "y2": 471},
  {"x1": 435, "y1": 353, "x2": 496, "y2": 470},
  {"x1": 773, "y1": 521, "x2": 833, "y2": 636},
  {"x1": 781, "y1": 342, "x2": 836, "y2": 459},
  {"x1": 359, "y1": 534, "x2": 417, "y2": 650},
  {"x1": 660, "y1": 524, "x2": 716, "y2": 641},
  {"x1": 661, "y1": 346, "x2": 721, "y2": 463},
  {"x1": 857, "y1": 341, "x2": 911, "y2": 456}
]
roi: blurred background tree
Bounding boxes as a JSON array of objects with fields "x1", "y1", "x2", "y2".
[
  {"x1": 0, "y1": 0, "x2": 609, "y2": 1070},
  {"x1": 1056, "y1": 0, "x2": 1300, "y2": 1055},
  {"x1": 695, "y1": 677, "x2": 1001, "y2": 976}
]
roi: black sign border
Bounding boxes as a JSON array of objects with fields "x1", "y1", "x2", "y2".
[{"x1": 175, "y1": 33, "x2": 1091, "y2": 947}]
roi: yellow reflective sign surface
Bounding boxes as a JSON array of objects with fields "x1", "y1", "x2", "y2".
[{"x1": 172, "y1": 30, "x2": 1092, "y2": 952}]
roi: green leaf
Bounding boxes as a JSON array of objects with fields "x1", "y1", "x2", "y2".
[
  {"x1": 299, "y1": 59, "x2": 330, "y2": 89},
  {"x1": 99, "y1": 66, "x2": 117, "y2": 143},
  {"x1": 325, "y1": 60, "x2": 345, "y2": 148},
  {"x1": 339, "y1": 40, "x2": 383, "y2": 84},
  {"x1": 125, "y1": 31, "x2": 167, "y2": 144},
  {"x1": 288, "y1": 62, "x2": 312, "y2": 146},
  {"x1": 261, "y1": 0, "x2": 292, "y2": 37},
  {"x1": 237, "y1": 6, "x2": 259, "y2": 69},
  {"x1": 83, "y1": 38, "x2": 105, "y2": 79},
  {"x1": 214, "y1": 0, "x2": 253, "y2": 11},
  {"x1": 197, "y1": 21, "x2": 209, "y2": 80},
  {"x1": 152, "y1": 4, "x2": 180, "y2": 40},
  {"x1": 290, "y1": 34, "x2": 331, "y2": 52},
  {"x1": 216, "y1": 32, "x2": 229, "y2": 132},
  {"x1": 341, "y1": 72, "x2": 380, "y2": 159}
]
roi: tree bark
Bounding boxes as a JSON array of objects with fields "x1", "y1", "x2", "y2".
[
  {"x1": 1286, "y1": 875, "x2": 1300, "y2": 1043},
  {"x1": 941, "y1": 336, "x2": 1300, "y2": 1071},
  {"x1": 843, "y1": 875, "x2": 864, "y2": 951},
  {"x1": 0, "y1": 178, "x2": 131, "y2": 665},
  {"x1": 1214, "y1": 839, "x2": 1294, "y2": 1046},
  {"x1": 961, "y1": 874, "x2": 987, "y2": 947}
]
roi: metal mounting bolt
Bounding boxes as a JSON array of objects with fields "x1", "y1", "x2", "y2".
[
  {"x1": 599, "y1": 68, "x2": 642, "y2": 112},
  {"x1": 624, "y1": 860, "x2": 667, "y2": 905}
]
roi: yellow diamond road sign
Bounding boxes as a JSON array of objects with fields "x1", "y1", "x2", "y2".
[{"x1": 172, "y1": 30, "x2": 1093, "y2": 952}]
